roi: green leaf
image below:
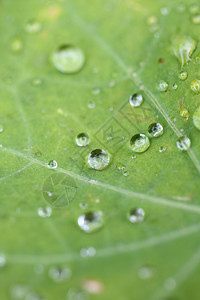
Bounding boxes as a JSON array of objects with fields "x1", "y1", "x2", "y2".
[{"x1": 1, "y1": 0, "x2": 200, "y2": 299}]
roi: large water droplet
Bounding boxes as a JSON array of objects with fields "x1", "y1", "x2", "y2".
[
  {"x1": 52, "y1": 45, "x2": 85, "y2": 74},
  {"x1": 49, "y1": 266, "x2": 71, "y2": 282},
  {"x1": 193, "y1": 106, "x2": 200, "y2": 130},
  {"x1": 176, "y1": 136, "x2": 191, "y2": 150},
  {"x1": 178, "y1": 71, "x2": 188, "y2": 80},
  {"x1": 130, "y1": 134, "x2": 150, "y2": 153},
  {"x1": 48, "y1": 160, "x2": 57, "y2": 169},
  {"x1": 190, "y1": 79, "x2": 200, "y2": 94},
  {"x1": 128, "y1": 208, "x2": 145, "y2": 223},
  {"x1": 25, "y1": 20, "x2": 42, "y2": 33},
  {"x1": 88, "y1": 149, "x2": 109, "y2": 170},
  {"x1": 148, "y1": 122, "x2": 163, "y2": 137},
  {"x1": 129, "y1": 93, "x2": 143, "y2": 107},
  {"x1": 38, "y1": 206, "x2": 52, "y2": 218},
  {"x1": 157, "y1": 80, "x2": 168, "y2": 92},
  {"x1": 78, "y1": 211, "x2": 104, "y2": 233},
  {"x1": 171, "y1": 35, "x2": 197, "y2": 67},
  {"x1": 76, "y1": 133, "x2": 90, "y2": 147}
]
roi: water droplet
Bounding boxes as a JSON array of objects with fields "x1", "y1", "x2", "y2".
[
  {"x1": 25, "y1": 20, "x2": 42, "y2": 33},
  {"x1": 78, "y1": 211, "x2": 104, "y2": 233},
  {"x1": 178, "y1": 71, "x2": 188, "y2": 80},
  {"x1": 159, "y1": 146, "x2": 166, "y2": 152},
  {"x1": 180, "y1": 108, "x2": 189, "y2": 120},
  {"x1": 80, "y1": 247, "x2": 96, "y2": 258},
  {"x1": 109, "y1": 80, "x2": 115, "y2": 87},
  {"x1": 0, "y1": 125, "x2": 4, "y2": 133},
  {"x1": 164, "y1": 278, "x2": 176, "y2": 291},
  {"x1": 172, "y1": 83, "x2": 178, "y2": 90},
  {"x1": 38, "y1": 206, "x2": 52, "y2": 218},
  {"x1": 176, "y1": 136, "x2": 191, "y2": 151},
  {"x1": 148, "y1": 122, "x2": 163, "y2": 137},
  {"x1": 52, "y1": 45, "x2": 85, "y2": 74},
  {"x1": 190, "y1": 79, "x2": 200, "y2": 94},
  {"x1": 138, "y1": 265, "x2": 153, "y2": 279},
  {"x1": 130, "y1": 134, "x2": 150, "y2": 153},
  {"x1": 88, "y1": 101, "x2": 95, "y2": 109},
  {"x1": 24, "y1": 292, "x2": 43, "y2": 300},
  {"x1": 76, "y1": 133, "x2": 90, "y2": 147},
  {"x1": 157, "y1": 80, "x2": 168, "y2": 92},
  {"x1": 10, "y1": 284, "x2": 28, "y2": 299},
  {"x1": 171, "y1": 35, "x2": 197, "y2": 67},
  {"x1": 192, "y1": 15, "x2": 200, "y2": 24},
  {"x1": 116, "y1": 162, "x2": 125, "y2": 171},
  {"x1": 67, "y1": 288, "x2": 88, "y2": 300},
  {"x1": 49, "y1": 266, "x2": 71, "y2": 282},
  {"x1": 0, "y1": 253, "x2": 6, "y2": 267},
  {"x1": 48, "y1": 160, "x2": 57, "y2": 169},
  {"x1": 128, "y1": 208, "x2": 145, "y2": 223},
  {"x1": 92, "y1": 88, "x2": 100, "y2": 95},
  {"x1": 129, "y1": 93, "x2": 143, "y2": 107},
  {"x1": 79, "y1": 203, "x2": 88, "y2": 210},
  {"x1": 123, "y1": 170, "x2": 129, "y2": 177},
  {"x1": 161, "y1": 7, "x2": 170, "y2": 15},
  {"x1": 193, "y1": 106, "x2": 200, "y2": 130},
  {"x1": 88, "y1": 149, "x2": 109, "y2": 170},
  {"x1": 11, "y1": 38, "x2": 23, "y2": 52},
  {"x1": 190, "y1": 4, "x2": 199, "y2": 14}
]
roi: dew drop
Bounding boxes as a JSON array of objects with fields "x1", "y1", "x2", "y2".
[
  {"x1": 88, "y1": 101, "x2": 95, "y2": 109},
  {"x1": 130, "y1": 134, "x2": 150, "y2": 153},
  {"x1": 161, "y1": 7, "x2": 170, "y2": 15},
  {"x1": 11, "y1": 38, "x2": 23, "y2": 53},
  {"x1": 25, "y1": 20, "x2": 42, "y2": 33},
  {"x1": 129, "y1": 93, "x2": 143, "y2": 107},
  {"x1": 79, "y1": 202, "x2": 88, "y2": 210},
  {"x1": 49, "y1": 266, "x2": 71, "y2": 282},
  {"x1": 180, "y1": 108, "x2": 189, "y2": 120},
  {"x1": 88, "y1": 149, "x2": 109, "y2": 170},
  {"x1": 192, "y1": 15, "x2": 200, "y2": 24},
  {"x1": 92, "y1": 88, "x2": 100, "y2": 95},
  {"x1": 176, "y1": 136, "x2": 191, "y2": 151},
  {"x1": 159, "y1": 146, "x2": 166, "y2": 152},
  {"x1": 157, "y1": 80, "x2": 168, "y2": 92},
  {"x1": 190, "y1": 79, "x2": 200, "y2": 94},
  {"x1": 80, "y1": 247, "x2": 96, "y2": 258},
  {"x1": 38, "y1": 206, "x2": 52, "y2": 218},
  {"x1": 52, "y1": 45, "x2": 85, "y2": 74},
  {"x1": 148, "y1": 122, "x2": 163, "y2": 137},
  {"x1": 0, "y1": 125, "x2": 4, "y2": 133},
  {"x1": 138, "y1": 265, "x2": 153, "y2": 279},
  {"x1": 48, "y1": 160, "x2": 57, "y2": 169},
  {"x1": 190, "y1": 4, "x2": 199, "y2": 14},
  {"x1": 10, "y1": 284, "x2": 28, "y2": 299},
  {"x1": 178, "y1": 71, "x2": 188, "y2": 80},
  {"x1": 76, "y1": 133, "x2": 90, "y2": 147},
  {"x1": 78, "y1": 211, "x2": 104, "y2": 233},
  {"x1": 164, "y1": 278, "x2": 176, "y2": 291},
  {"x1": 172, "y1": 83, "x2": 178, "y2": 90},
  {"x1": 171, "y1": 35, "x2": 196, "y2": 67},
  {"x1": 0, "y1": 253, "x2": 6, "y2": 267},
  {"x1": 128, "y1": 208, "x2": 145, "y2": 223},
  {"x1": 193, "y1": 106, "x2": 200, "y2": 130}
]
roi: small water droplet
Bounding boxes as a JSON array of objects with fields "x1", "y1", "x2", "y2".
[
  {"x1": 25, "y1": 20, "x2": 42, "y2": 33},
  {"x1": 176, "y1": 136, "x2": 191, "y2": 150},
  {"x1": 132, "y1": 154, "x2": 136, "y2": 158},
  {"x1": 109, "y1": 80, "x2": 115, "y2": 87},
  {"x1": 193, "y1": 106, "x2": 200, "y2": 130},
  {"x1": 10, "y1": 284, "x2": 28, "y2": 300},
  {"x1": 130, "y1": 134, "x2": 150, "y2": 153},
  {"x1": 157, "y1": 80, "x2": 168, "y2": 92},
  {"x1": 76, "y1": 133, "x2": 90, "y2": 147},
  {"x1": 171, "y1": 35, "x2": 197, "y2": 67},
  {"x1": 88, "y1": 101, "x2": 95, "y2": 109},
  {"x1": 161, "y1": 7, "x2": 170, "y2": 15},
  {"x1": 138, "y1": 265, "x2": 153, "y2": 279},
  {"x1": 80, "y1": 247, "x2": 96, "y2": 258},
  {"x1": 190, "y1": 79, "x2": 200, "y2": 94},
  {"x1": 78, "y1": 211, "x2": 104, "y2": 233},
  {"x1": 128, "y1": 208, "x2": 145, "y2": 223},
  {"x1": 172, "y1": 83, "x2": 178, "y2": 90},
  {"x1": 38, "y1": 206, "x2": 52, "y2": 218},
  {"x1": 49, "y1": 266, "x2": 71, "y2": 282},
  {"x1": 148, "y1": 122, "x2": 163, "y2": 137},
  {"x1": 0, "y1": 125, "x2": 4, "y2": 133},
  {"x1": 192, "y1": 15, "x2": 200, "y2": 24},
  {"x1": 88, "y1": 149, "x2": 109, "y2": 170},
  {"x1": 52, "y1": 45, "x2": 85, "y2": 74},
  {"x1": 190, "y1": 5, "x2": 199, "y2": 14},
  {"x1": 0, "y1": 253, "x2": 6, "y2": 267},
  {"x1": 159, "y1": 146, "x2": 166, "y2": 152},
  {"x1": 92, "y1": 88, "x2": 100, "y2": 95},
  {"x1": 180, "y1": 108, "x2": 189, "y2": 120},
  {"x1": 11, "y1": 38, "x2": 23, "y2": 52},
  {"x1": 164, "y1": 278, "x2": 176, "y2": 291},
  {"x1": 79, "y1": 203, "x2": 88, "y2": 210},
  {"x1": 116, "y1": 162, "x2": 125, "y2": 171},
  {"x1": 48, "y1": 160, "x2": 57, "y2": 169},
  {"x1": 178, "y1": 71, "x2": 188, "y2": 80},
  {"x1": 129, "y1": 93, "x2": 143, "y2": 107}
]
